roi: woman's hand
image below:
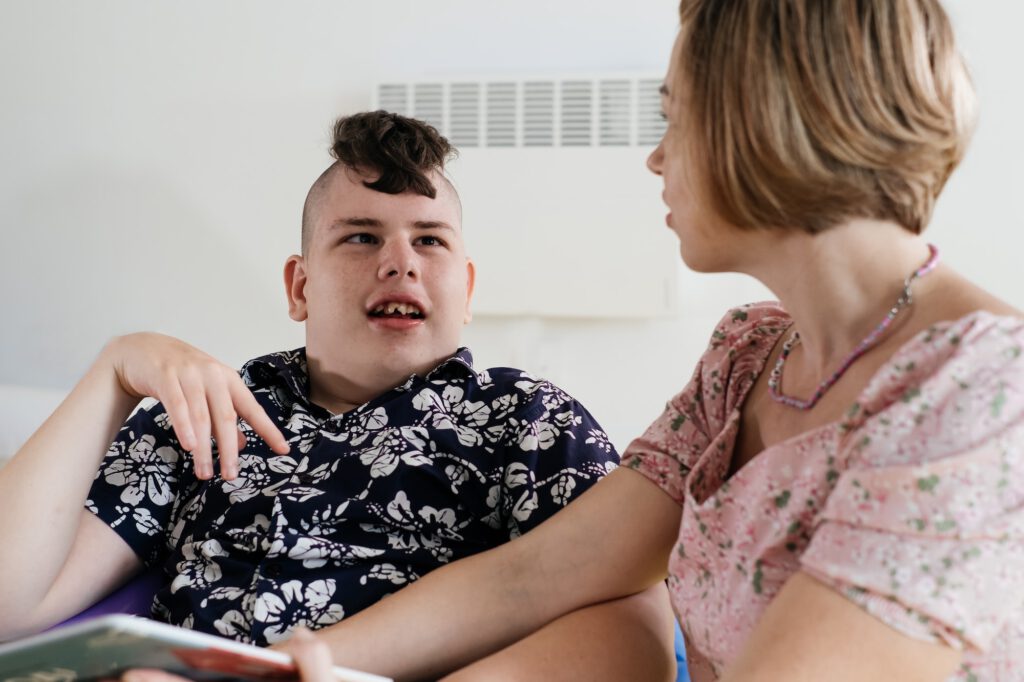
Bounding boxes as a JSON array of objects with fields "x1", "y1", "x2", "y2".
[
  {"x1": 119, "y1": 628, "x2": 336, "y2": 682},
  {"x1": 103, "y1": 332, "x2": 290, "y2": 480}
]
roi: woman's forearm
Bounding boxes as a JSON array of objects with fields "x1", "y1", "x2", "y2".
[
  {"x1": 311, "y1": 468, "x2": 682, "y2": 680},
  {"x1": 441, "y1": 583, "x2": 678, "y2": 682}
]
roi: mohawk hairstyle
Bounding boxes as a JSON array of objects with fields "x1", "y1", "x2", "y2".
[
  {"x1": 330, "y1": 110, "x2": 455, "y2": 198},
  {"x1": 301, "y1": 111, "x2": 457, "y2": 254}
]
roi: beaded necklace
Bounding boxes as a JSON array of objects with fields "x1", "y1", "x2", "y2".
[{"x1": 767, "y1": 244, "x2": 941, "y2": 410}]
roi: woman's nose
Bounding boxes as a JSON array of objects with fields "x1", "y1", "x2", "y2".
[{"x1": 647, "y1": 139, "x2": 665, "y2": 176}]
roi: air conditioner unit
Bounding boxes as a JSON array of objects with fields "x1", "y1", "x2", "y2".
[{"x1": 374, "y1": 76, "x2": 682, "y2": 319}]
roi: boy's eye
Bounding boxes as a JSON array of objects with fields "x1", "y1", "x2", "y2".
[
  {"x1": 344, "y1": 233, "x2": 377, "y2": 245},
  {"x1": 415, "y1": 235, "x2": 445, "y2": 247},
  {"x1": 659, "y1": 111, "x2": 668, "y2": 122}
]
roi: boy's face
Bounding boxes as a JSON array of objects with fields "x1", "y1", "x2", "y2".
[{"x1": 286, "y1": 166, "x2": 474, "y2": 389}]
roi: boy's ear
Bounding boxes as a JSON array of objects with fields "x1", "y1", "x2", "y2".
[
  {"x1": 284, "y1": 255, "x2": 309, "y2": 322},
  {"x1": 463, "y1": 257, "x2": 476, "y2": 324}
]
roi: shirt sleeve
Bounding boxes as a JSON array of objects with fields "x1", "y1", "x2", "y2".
[
  {"x1": 621, "y1": 303, "x2": 788, "y2": 505},
  {"x1": 85, "y1": 401, "x2": 185, "y2": 568},
  {"x1": 499, "y1": 378, "x2": 619, "y2": 539},
  {"x1": 801, "y1": 321, "x2": 1024, "y2": 652}
]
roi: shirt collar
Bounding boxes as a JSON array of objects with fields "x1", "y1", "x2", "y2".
[{"x1": 241, "y1": 347, "x2": 481, "y2": 404}]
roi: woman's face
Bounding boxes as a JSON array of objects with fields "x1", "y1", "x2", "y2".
[{"x1": 647, "y1": 33, "x2": 748, "y2": 273}]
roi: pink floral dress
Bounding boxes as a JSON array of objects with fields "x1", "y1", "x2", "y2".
[{"x1": 622, "y1": 302, "x2": 1024, "y2": 681}]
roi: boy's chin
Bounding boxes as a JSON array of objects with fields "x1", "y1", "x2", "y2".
[{"x1": 371, "y1": 346, "x2": 451, "y2": 380}]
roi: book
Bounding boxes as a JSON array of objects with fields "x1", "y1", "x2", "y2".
[{"x1": 0, "y1": 615, "x2": 391, "y2": 682}]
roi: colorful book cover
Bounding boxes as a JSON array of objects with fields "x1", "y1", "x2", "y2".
[{"x1": 0, "y1": 615, "x2": 390, "y2": 682}]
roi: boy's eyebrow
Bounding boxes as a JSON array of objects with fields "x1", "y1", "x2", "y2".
[
  {"x1": 413, "y1": 221, "x2": 454, "y2": 231},
  {"x1": 331, "y1": 217, "x2": 383, "y2": 229},
  {"x1": 329, "y1": 217, "x2": 455, "y2": 231},
  {"x1": 659, "y1": 84, "x2": 670, "y2": 96}
]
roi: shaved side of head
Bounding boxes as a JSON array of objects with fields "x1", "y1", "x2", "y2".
[{"x1": 300, "y1": 111, "x2": 462, "y2": 256}]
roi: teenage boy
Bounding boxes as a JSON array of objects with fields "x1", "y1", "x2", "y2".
[{"x1": 0, "y1": 112, "x2": 675, "y2": 679}]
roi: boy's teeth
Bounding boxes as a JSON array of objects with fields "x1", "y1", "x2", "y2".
[{"x1": 373, "y1": 302, "x2": 422, "y2": 316}]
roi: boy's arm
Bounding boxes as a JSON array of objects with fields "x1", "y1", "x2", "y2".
[
  {"x1": 0, "y1": 333, "x2": 288, "y2": 639},
  {"x1": 440, "y1": 583, "x2": 677, "y2": 682}
]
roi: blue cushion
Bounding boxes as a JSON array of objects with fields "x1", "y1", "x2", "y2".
[{"x1": 674, "y1": 619, "x2": 690, "y2": 682}]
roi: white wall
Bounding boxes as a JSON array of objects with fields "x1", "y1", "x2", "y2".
[{"x1": 1, "y1": 1, "x2": 1021, "y2": 452}]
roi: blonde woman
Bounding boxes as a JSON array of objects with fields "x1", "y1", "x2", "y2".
[{"x1": 290, "y1": 1, "x2": 1023, "y2": 680}]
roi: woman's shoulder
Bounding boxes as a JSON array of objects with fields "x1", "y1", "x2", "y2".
[
  {"x1": 679, "y1": 302, "x2": 793, "y2": 422},
  {"x1": 703, "y1": 301, "x2": 792, "y2": 364},
  {"x1": 846, "y1": 309, "x2": 1024, "y2": 466},
  {"x1": 866, "y1": 309, "x2": 1024, "y2": 400}
]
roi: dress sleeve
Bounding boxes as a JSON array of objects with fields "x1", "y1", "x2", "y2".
[
  {"x1": 618, "y1": 363, "x2": 711, "y2": 505},
  {"x1": 85, "y1": 401, "x2": 186, "y2": 568},
  {"x1": 499, "y1": 378, "x2": 619, "y2": 539},
  {"x1": 801, "y1": 321, "x2": 1024, "y2": 652},
  {"x1": 621, "y1": 303, "x2": 788, "y2": 505}
]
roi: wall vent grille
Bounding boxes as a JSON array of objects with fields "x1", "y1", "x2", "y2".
[
  {"x1": 636, "y1": 78, "x2": 666, "y2": 146},
  {"x1": 486, "y1": 82, "x2": 517, "y2": 148},
  {"x1": 449, "y1": 83, "x2": 480, "y2": 148},
  {"x1": 374, "y1": 75, "x2": 664, "y2": 148},
  {"x1": 599, "y1": 79, "x2": 632, "y2": 147},
  {"x1": 523, "y1": 81, "x2": 555, "y2": 147}
]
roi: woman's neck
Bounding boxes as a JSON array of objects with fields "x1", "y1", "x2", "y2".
[{"x1": 740, "y1": 220, "x2": 934, "y2": 374}]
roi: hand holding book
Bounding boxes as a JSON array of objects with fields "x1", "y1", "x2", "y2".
[{"x1": 120, "y1": 629, "x2": 335, "y2": 682}]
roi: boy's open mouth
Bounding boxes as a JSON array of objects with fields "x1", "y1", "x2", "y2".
[{"x1": 368, "y1": 301, "x2": 425, "y2": 320}]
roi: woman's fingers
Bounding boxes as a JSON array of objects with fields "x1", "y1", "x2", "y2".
[
  {"x1": 288, "y1": 628, "x2": 336, "y2": 682},
  {"x1": 119, "y1": 669, "x2": 191, "y2": 682}
]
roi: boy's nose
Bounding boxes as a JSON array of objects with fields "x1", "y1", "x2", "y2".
[{"x1": 377, "y1": 243, "x2": 419, "y2": 280}]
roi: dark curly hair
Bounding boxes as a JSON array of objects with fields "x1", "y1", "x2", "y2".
[{"x1": 301, "y1": 110, "x2": 457, "y2": 253}]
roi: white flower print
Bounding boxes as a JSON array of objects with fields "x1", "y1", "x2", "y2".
[
  {"x1": 549, "y1": 471, "x2": 578, "y2": 506},
  {"x1": 503, "y1": 463, "x2": 531, "y2": 488},
  {"x1": 359, "y1": 563, "x2": 416, "y2": 586},
  {"x1": 331, "y1": 405, "x2": 391, "y2": 448},
  {"x1": 517, "y1": 421, "x2": 561, "y2": 452},
  {"x1": 359, "y1": 427, "x2": 431, "y2": 478},
  {"x1": 172, "y1": 538, "x2": 228, "y2": 593},
  {"x1": 511, "y1": 489, "x2": 539, "y2": 523},
  {"x1": 221, "y1": 453, "x2": 273, "y2": 504},
  {"x1": 103, "y1": 434, "x2": 178, "y2": 506},
  {"x1": 584, "y1": 429, "x2": 614, "y2": 453},
  {"x1": 287, "y1": 535, "x2": 385, "y2": 569},
  {"x1": 133, "y1": 507, "x2": 163, "y2": 536},
  {"x1": 254, "y1": 579, "x2": 346, "y2": 643},
  {"x1": 214, "y1": 609, "x2": 249, "y2": 639}
]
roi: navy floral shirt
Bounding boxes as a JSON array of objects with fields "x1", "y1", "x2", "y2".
[{"x1": 86, "y1": 348, "x2": 618, "y2": 645}]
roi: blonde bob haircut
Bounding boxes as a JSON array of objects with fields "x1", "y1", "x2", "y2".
[{"x1": 676, "y1": 0, "x2": 976, "y2": 234}]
